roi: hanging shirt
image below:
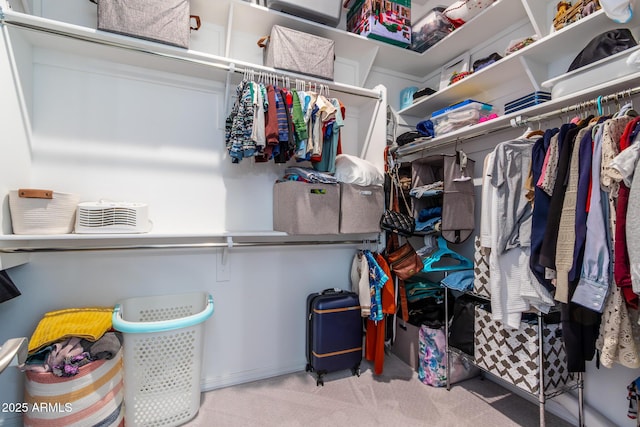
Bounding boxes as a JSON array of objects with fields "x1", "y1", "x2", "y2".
[
  {"x1": 572, "y1": 124, "x2": 610, "y2": 312},
  {"x1": 313, "y1": 98, "x2": 344, "y2": 173},
  {"x1": 485, "y1": 139, "x2": 553, "y2": 329},
  {"x1": 490, "y1": 139, "x2": 534, "y2": 254},
  {"x1": 351, "y1": 252, "x2": 371, "y2": 317},
  {"x1": 251, "y1": 82, "x2": 266, "y2": 151},
  {"x1": 225, "y1": 79, "x2": 255, "y2": 163},
  {"x1": 363, "y1": 250, "x2": 387, "y2": 322}
]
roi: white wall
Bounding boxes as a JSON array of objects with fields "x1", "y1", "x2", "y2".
[{"x1": 0, "y1": 7, "x2": 385, "y2": 426}]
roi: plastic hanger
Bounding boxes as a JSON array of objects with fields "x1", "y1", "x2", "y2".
[{"x1": 421, "y1": 236, "x2": 473, "y2": 273}]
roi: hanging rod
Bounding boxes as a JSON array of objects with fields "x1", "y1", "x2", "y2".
[
  {"x1": 0, "y1": 238, "x2": 372, "y2": 254},
  {"x1": 0, "y1": 12, "x2": 381, "y2": 100},
  {"x1": 514, "y1": 86, "x2": 640, "y2": 127},
  {"x1": 397, "y1": 83, "x2": 640, "y2": 157}
]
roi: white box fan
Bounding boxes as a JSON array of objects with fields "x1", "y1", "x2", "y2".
[{"x1": 75, "y1": 201, "x2": 152, "y2": 234}]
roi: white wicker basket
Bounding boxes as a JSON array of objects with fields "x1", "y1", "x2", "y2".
[{"x1": 9, "y1": 189, "x2": 80, "y2": 234}]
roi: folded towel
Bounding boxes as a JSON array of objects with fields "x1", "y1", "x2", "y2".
[{"x1": 28, "y1": 307, "x2": 114, "y2": 354}]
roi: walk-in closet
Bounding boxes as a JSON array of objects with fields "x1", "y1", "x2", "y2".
[{"x1": 1, "y1": 1, "x2": 640, "y2": 426}]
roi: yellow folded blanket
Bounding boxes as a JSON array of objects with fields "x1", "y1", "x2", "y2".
[{"x1": 28, "y1": 307, "x2": 114, "y2": 354}]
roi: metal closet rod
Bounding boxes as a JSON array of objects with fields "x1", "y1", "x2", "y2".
[
  {"x1": 0, "y1": 17, "x2": 381, "y2": 100},
  {"x1": 399, "y1": 85, "x2": 640, "y2": 157},
  {"x1": 515, "y1": 85, "x2": 640, "y2": 126},
  {"x1": 0, "y1": 239, "x2": 374, "y2": 253}
]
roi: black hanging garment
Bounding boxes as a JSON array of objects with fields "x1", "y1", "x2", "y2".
[{"x1": 0, "y1": 270, "x2": 21, "y2": 303}]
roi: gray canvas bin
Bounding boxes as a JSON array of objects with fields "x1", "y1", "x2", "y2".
[
  {"x1": 92, "y1": 0, "x2": 194, "y2": 48},
  {"x1": 261, "y1": 25, "x2": 335, "y2": 80},
  {"x1": 266, "y1": 0, "x2": 343, "y2": 28},
  {"x1": 339, "y1": 183, "x2": 384, "y2": 234},
  {"x1": 273, "y1": 181, "x2": 339, "y2": 235}
]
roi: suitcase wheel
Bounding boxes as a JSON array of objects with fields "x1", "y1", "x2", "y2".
[
  {"x1": 305, "y1": 363, "x2": 313, "y2": 372},
  {"x1": 351, "y1": 364, "x2": 361, "y2": 377},
  {"x1": 316, "y1": 372, "x2": 325, "y2": 387}
]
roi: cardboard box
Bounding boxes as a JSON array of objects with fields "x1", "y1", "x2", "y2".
[
  {"x1": 347, "y1": 0, "x2": 412, "y2": 48},
  {"x1": 261, "y1": 25, "x2": 335, "y2": 80},
  {"x1": 273, "y1": 181, "x2": 340, "y2": 235},
  {"x1": 339, "y1": 183, "x2": 384, "y2": 234}
]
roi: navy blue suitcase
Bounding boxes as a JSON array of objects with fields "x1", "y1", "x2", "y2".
[{"x1": 305, "y1": 288, "x2": 363, "y2": 386}]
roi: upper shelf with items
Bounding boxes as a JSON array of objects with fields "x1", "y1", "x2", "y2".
[
  {"x1": 399, "y1": 6, "x2": 640, "y2": 119},
  {"x1": 224, "y1": 0, "x2": 530, "y2": 85}
]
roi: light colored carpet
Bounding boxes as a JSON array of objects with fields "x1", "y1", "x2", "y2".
[{"x1": 185, "y1": 354, "x2": 574, "y2": 427}]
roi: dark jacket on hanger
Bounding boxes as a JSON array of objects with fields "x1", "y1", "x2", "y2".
[
  {"x1": 539, "y1": 118, "x2": 592, "y2": 270},
  {"x1": 529, "y1": 127, "x2": 560, "y2": 292}
]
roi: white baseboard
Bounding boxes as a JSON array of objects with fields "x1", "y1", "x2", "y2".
[{"x1": 201, "y1": 362, "x2": 306, "y2": 391}]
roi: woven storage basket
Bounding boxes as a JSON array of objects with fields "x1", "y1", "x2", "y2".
[
  {"x1": 23, "y1": 350, "x2": 125, "y2": 427},
  {"x1": 9, "y1": 189, "x2": 79, "y2": 234}
]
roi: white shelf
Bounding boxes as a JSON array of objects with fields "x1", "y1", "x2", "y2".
[
  {"x1": 397, "y1": 69, "x2": 640, "y2": 158},
  {"x1": 226, "y1": 0, "x2": 528, "y2": 81},
  {"x1": 398, "y1": 8, "x2": 640, "y2": 119},
  {"x1": 0, "y1": 231, "x2": 378, "y2": 253},
  {"x1": 0, "y1": 8, "x2": 382, "y2": 104}
]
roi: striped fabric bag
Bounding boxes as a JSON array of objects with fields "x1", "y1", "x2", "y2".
[{"x1": 23, "y1": 350, "x2": 124, "y2": 427}]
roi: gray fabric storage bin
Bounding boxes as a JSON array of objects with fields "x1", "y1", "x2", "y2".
[
  {"x1": 266, "y1": 0, "x2": 343, "y2": 27},
  {"x1": 339, "y1": 183, "x2": 384, "y2": 234},
  {"x1": 92, "y1": 0, "x2": 194, "y2": 48},
  {"x1": 273, "y1": 181, "x2": 339, "y2": 234},
  {"x1": 261, "y1": 25, "x2": 335, "y2": 80}
]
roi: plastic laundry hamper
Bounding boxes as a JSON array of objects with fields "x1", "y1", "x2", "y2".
[{"x1": 112, "y1": 292, "x2": 214, "y2": 427}]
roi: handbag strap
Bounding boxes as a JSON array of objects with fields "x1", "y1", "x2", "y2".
[{"x1": 390, "y1": 164, "x2": 412, "y2": 215}]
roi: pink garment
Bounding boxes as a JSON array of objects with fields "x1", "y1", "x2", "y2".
[{"x1": 536, "y1": 141, "x2": 553, "y2": 188}]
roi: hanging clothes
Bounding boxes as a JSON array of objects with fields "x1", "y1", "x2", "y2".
[
  {"x1": 612, "y1": 118, "x2": 640, "y2": 307},
  {"x1": 225, "y1": 79, "x2": 345, "y2": 172},
  {"x1": 482, "y1": 138, "x2": 553, "y2": 329}
]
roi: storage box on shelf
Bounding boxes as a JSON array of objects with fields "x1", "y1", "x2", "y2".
[
  {"x1": 8, "y1": 189, "x2": 79, "y2": 235},
  {"x1": 410, "y1": 7, "x2": 454, "y2": 53},
  {"x1": 266, "y1": 0, "x2": 343, "y2": 27},
  {"x1": 431, "y1": 100, "x2": 493, "y2": 137},
  {"x1": 347, "y1": 0, "x2": 412, "y2": 48},
  {"x1": 259, "y1": 25, "x2": 335, "y2": 80},
  {"x1": 273, "y1": 181, "x2": 340, "y2": 235},
  {"x1": 90, "y1": 0, "x2": 200, "y2": 48},
  {"x1": 339, "y1": 183, "x2": 384, "y2": 234}
]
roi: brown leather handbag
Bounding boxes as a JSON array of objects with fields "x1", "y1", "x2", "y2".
[{"x1": 387, "y1": 243, "x2": 424, "y2": 280}]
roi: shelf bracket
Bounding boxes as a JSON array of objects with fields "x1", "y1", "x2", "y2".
[
  {"x1": 221, "y1": 236, "x2": 233, "y2": 266},
  {"x1": 224, "y1": 62, "x2": 236, "y2": 117}
]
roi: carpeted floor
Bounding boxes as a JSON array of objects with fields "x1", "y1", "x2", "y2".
[{"x1": 185, "y1": 353, "x2": 575, "y2": 427}]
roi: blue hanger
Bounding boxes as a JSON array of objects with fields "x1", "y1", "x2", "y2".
[{"x1": 421, "y1": 236, "x2": 473, "y2": 273}]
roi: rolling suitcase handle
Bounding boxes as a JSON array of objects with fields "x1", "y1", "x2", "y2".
[{"x1": 321, "y1": 288, "x2": 343, "y2": 295}]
